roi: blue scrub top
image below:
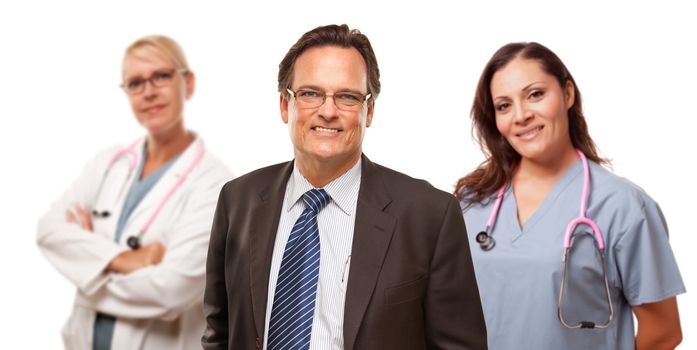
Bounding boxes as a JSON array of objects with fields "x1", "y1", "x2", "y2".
[{"x1": 462, "y1": 159, "x2": 685, "y2": 350}]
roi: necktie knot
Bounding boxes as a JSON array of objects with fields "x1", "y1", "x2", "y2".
[{"x1": 302, "y1": 188, "x2": 331, "y2": 213}]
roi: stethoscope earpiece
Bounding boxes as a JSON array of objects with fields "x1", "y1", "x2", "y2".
[
  {"x1": 91, "y1": 210, "x2": 110, "y2": 218},
  {"x1": 476, "y1": 231, "x2": 495, "y2": 251},
  {"x1": 127, "y1": 236, "x2": 141, "y2": 250}
]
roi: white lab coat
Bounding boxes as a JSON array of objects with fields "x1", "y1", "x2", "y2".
[{"x1": 37, "y1": 135, "x2": 232, "y2": 350}]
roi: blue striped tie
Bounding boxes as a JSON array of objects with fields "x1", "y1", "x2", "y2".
[{"x1": 268, "y1": 189, "x2": 331, "y2": 350}]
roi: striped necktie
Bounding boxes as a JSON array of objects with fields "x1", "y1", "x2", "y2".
[{"x1": 268, "y1": 188, "x2": 331, "y2": 350}]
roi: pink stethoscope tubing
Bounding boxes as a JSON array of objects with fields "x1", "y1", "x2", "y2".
[
  {"x1": 480, "y1": 149, "x2": 605, "y2": 249},
  {"x1": 94, "y1": 137, "x2": 205, "y2": 247},
  {"x1": 563, "y1": 149, "x2": 604, "y2": 250},
  {"x1": 479, "y1": 149, "x2": 614, "y2": 329}
]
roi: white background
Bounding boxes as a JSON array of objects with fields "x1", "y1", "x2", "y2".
[{"x1": 1, "y1": 0, "x2": 694, "y2": 348}]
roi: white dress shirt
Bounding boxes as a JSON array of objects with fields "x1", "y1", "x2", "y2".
[{"x1": 262, "y1": 159, "x2": 361, "y2": 350}]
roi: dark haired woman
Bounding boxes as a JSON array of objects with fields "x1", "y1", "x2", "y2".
[{"x1": 456, "y1": 42, "x2": 683, "y2": 349}]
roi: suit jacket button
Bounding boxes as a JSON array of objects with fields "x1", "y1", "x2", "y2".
[{"x1": 256, "y1": 337, "x2": 262, "y2": 349}]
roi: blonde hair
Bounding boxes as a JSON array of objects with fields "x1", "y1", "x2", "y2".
[{"x1": 124, "y1": 35, "x2": 190, "y2": 72}]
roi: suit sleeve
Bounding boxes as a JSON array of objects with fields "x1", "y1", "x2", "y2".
[
  {"x1": 201, "y1": 182, "x2": 231, "y2": 349},
  {"x1": 424, "y1": 196, "x2": 487, "y2": 350}
]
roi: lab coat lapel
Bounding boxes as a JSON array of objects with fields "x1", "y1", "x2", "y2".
[
  {"x1": 343, "y1": 155, "x2": 396, "y2": 350},
  {"x1": 249, "y1": 161, "x2": 294, "y2": 339},
  {"x1": 92, "y1": 144, "x2": 141, "y2": 241},
  {"x1": 119, "y1": 137, "x2": 202, "y2": 244}
]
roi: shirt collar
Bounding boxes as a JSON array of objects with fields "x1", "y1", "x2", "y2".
[{"x1": 287, "y1": 158, "x2": 362, "y2": 216}]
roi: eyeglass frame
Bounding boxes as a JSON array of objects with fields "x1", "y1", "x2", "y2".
[
  {"x1": 286, "y1": 88, "x2": 372, "y2": 111},
  {"x1": 121, "y1": 68, "x2": 189, "y2": 95}
]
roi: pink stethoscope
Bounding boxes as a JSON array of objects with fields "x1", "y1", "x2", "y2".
[
  {"x1": 91, "y1": 137, "x2": 205, "y2": 250},
  {"x1": 475, "y1": 149, "x2": 614, "y2": 329}
]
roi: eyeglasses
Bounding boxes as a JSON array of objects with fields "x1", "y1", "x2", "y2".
[
  {"x1": 286, "y1": 88, "x2": 371, "y2": 111},
  {"x1": 121, "y1": 68, "x2": 188, "y2": 95}
]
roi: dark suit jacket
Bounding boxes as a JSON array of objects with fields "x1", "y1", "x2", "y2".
[{"x1": 202, "y1": 155, "x2": 486, "y2": 349}]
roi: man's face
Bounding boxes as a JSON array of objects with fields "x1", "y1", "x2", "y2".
[{"x1": 281, "y1": 45, "x2": 374, "y2": 172}]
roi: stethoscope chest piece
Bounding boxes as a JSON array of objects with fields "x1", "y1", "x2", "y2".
[
  {"x1": 476, "y1": 231, "x2": 496, "y2": 251},
  {"x1": 127, "y1": 236, "x2": 141, "y2": 250}
]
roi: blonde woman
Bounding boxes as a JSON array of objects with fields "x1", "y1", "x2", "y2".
[{"x1": 37, "y1": 35, "x2": 232, "y2": 349}]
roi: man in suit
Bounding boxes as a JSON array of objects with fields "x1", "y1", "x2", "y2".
[{"x1": 202, "y1": 24, "x2": 487, "y2": 350}]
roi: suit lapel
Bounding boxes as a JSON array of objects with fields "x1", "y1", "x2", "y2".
[
  {"x1": 344, "y1": 155, "x2": 396, "y2": 350},
  {"x1": 249, "y1": 161, "x2": 294, "y2": 339}
]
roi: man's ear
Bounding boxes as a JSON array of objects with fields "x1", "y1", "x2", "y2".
[
  {"x1": 280, "y1": 94, "x2": 289, "y2": 124},
  {"x1": 365, "y1": 102, "x2": 374, "y2": 127}
]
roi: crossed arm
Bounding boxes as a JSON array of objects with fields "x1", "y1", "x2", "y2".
[
  {"x1": 38, "y1": 177, "x2": 221, "y2": 320},
  {"x1": 66, "y1": 205, "x2": 165, "y2": 274}
]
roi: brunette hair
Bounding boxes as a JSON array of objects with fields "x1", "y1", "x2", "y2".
[
  {"x1": 455, "y1": 42, "x2": 608, "y2": 204},
  {"x1": 277, "y1": 24, "x2": 380, "y2": 101}
]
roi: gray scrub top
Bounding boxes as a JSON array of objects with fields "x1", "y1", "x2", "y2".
[{"x1": 462, "y1": 159, "x2": 685, "y2": 350}]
